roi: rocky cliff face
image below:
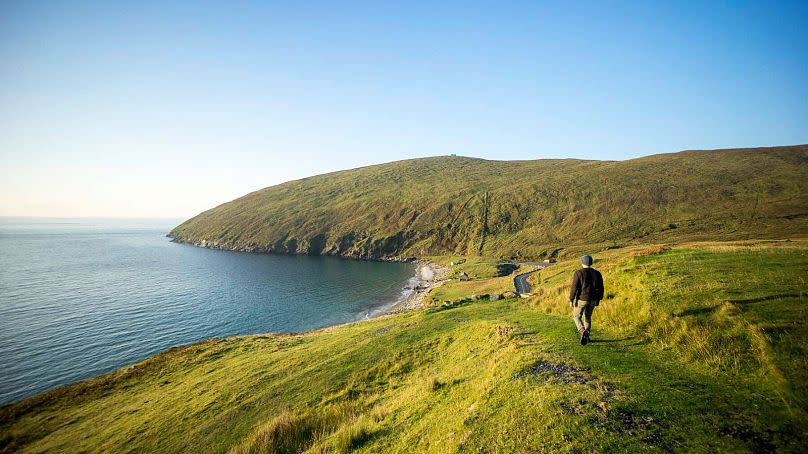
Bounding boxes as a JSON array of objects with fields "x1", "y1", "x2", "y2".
[{"x1": 168, "y1": 231, "x2": 416, "y2": 261}]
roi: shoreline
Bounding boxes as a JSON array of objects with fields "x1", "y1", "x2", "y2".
[
  {"x1": 369, "y1": 260, "x2": 450, "y2": 317},
  {"x1": 170, "y1": 237, "x2": 451, "y2": 320},
  {"x1": 171, "y1": 237, "x2": 450, "y2": 317},
  {"x1": 168, "y1": 236, "x2": 417, "y2": 263},
  {"x1": 0, "y1": 257, "x2": 447, "y2": 407}
]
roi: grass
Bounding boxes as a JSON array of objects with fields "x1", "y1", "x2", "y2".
[
  {"x1": 528, "y1": 240, "x2": 808, "y2": 397},
  {"x1": 428, "y1": 275, "x2": 514, "y2": 303},
  {"x1": 168, "y1": 145, "x2": 808, "y2": 261},
  {"x1": 426, "y1": 255, "x2": 518, "y2": 303},
  {"x1": 2, "y1": 240, "x2": 806, "y2": 452},
  {"x1": 425, "y1": 256, "x2": 518, "y2": 280}
]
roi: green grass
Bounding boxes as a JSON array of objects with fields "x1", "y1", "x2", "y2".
[
  {"x1": 168, "y1": 145, "x2": 808, "y2": 261},
  {"x1": 428, "y1": 275, "x2": 514, "y2": 304},
  {"x1": 3, "y1": 241, "x2": 806, "y2": 452},
  {"x1": 426, "y1": 255, "x2": 518, "y2": 303},
  {"x1": 426, "y1": 256, "x2": 520, "y2": 280},
  {"x1": 529, "y1": 240, "x2": 808, "y2": 396}
]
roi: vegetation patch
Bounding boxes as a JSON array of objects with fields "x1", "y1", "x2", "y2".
[
  {"x1": 426, "y1": 256, "x2": 518, "y2": 305},
  {"x1": 488, "y1": 324, "x2": 515, "y2": 343},
  {"x1": 2, "y1": 241, "x2": 806, "y2": 452},
  {"x1": 169, "y1": 146, "x2": 808, "y2": 260},
  {"x1": 228, "y1": 406, "x2": 348, "y2": 454},
  {"x1": 515, "y1": 359, "x2": 593, "y2": 385},
  {"x1": 604, "y1": 408, "x2": 667, "y2": 445}
]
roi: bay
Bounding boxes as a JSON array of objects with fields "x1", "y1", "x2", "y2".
[{"x1": 0, "y1": 218, "x2": 415, "y2": 404}]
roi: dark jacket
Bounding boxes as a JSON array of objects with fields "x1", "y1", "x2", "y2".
[{"x1": 569, "y1": 267, "x2": 604, "y2": 303}]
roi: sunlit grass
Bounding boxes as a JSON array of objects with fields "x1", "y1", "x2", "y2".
[
  {"x1": 528, "y1": 240, "x2": 808, "y2": 396},
  {"x1": 425, "y1": 255, "x2": 519, "y2": 304},
  {"x1": 2, "y1": 240, "x2": 806, "y2": 452}
]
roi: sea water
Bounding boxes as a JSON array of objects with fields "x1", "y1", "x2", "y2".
[{"x1": 0, "y1": 218, "x2": 415, "y2": 404}]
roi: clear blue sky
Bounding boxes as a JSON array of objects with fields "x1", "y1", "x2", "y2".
[{"x1": 1, "y1": 1, "x2": 806, "y2": 217}]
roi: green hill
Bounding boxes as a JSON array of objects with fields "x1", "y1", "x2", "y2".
[
  {"x1": 169, "y1": 145, "x2": 808, "y2": 259},
  {"x1": 3, "y1": 146, "x2": 807, "y2": 452},
  {"x1": 2, "y1": 241, "x2": 806, "y2": 452}
]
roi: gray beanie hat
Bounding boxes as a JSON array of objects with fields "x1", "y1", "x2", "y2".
[{"x1": 581, "y1": 255, "x2": 593, "y2": 266}]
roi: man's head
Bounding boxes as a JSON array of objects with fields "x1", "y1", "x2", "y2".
[{"x1": 580, "y1": 255, "x2": 593, "y2": 268}]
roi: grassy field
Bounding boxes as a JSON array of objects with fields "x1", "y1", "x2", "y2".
[
  {"x1": 168, "y1": 145, "x2": 808, "y2": 261},
  {"x1": 3, "y1": 241, "x2": 806, "y2": 452},
  {"x1": 425, "y1": 256, "x2": 518, "y2": 303},
  {"x1": 528, "y1": 240, "x2": 808, "y2": 396}
]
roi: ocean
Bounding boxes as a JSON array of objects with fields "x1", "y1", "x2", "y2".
[{"x1": 0, "y1": 218, "x2": 415, "y2": 404}]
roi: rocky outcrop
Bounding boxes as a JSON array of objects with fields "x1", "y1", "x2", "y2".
[{"x1": 167, "y1": 231, "x2": 417, "y2": 262}]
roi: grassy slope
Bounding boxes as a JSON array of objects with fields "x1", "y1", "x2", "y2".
[
  {"x1": 425, "y1": 256, "x2": 519, "y2": 303},
  {"x1": 3, "y1": 241, "x2": 806, "y2": 453},
  {"x1": 529, "y1": 240, "x2": 808, "y2": 397},
  {"x1": 168, "y1": 145, "x2": 808, "y2": 260}
]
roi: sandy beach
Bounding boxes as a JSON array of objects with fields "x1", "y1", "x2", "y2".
[{"x1": 382, "y1": 260, "x2": 450, "y2": 314}]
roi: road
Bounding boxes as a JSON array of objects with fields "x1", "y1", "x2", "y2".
[{"x1": 509, "y1": 261, "x2": 552, "y2": 295}]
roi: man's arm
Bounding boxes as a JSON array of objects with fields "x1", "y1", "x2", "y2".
[
  {"x1": 569, "y1": 270, "x2": 580, "y2": 303},
  {"x1": 595, "y1": 270, "x2": 604, "y2": 302}
]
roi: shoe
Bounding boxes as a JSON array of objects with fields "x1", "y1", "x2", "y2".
[{"x1": 579, "y1": 330, "x2": 587, "y2": 345}]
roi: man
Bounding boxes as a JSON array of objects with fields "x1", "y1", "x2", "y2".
[{"x1": 569, "y1": 255, "x2": 604, "y2": 345}]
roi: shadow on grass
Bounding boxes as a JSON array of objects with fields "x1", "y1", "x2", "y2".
[
  {"x1": 589, "y1": 337, "x2": 635, "y2": 344},
  {"x1": 588, "y1": 337, "x2": 646, "y2": 347},
  {"x1": 676, "y1": 293, "x2": 804, "y2": 318},
  {"x1": 730, "y1": 293, "x2": 803, "y2": 305},
  {"x1": 677, "y1": 306, "x2": 718, "y2": 317}
]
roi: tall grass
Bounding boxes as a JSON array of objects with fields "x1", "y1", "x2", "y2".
[
  {"x1": 228, "y1": 403, "x2": 368, "y2": 454},
  {"x1": 529, "y1": 241, "x2": 807, "y2": 396}
]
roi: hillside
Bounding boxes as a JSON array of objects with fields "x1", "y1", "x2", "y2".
[
  {"x1": 2, "y1": 241, "x2": 806, "y2": 452},
  {"x1": 169, "y1": 145, "x2": 808, "y2": 260}
]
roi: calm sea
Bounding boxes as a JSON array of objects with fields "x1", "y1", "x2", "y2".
[{"x1": 0, "y1": 218, "x2": 415, "y2": 404}]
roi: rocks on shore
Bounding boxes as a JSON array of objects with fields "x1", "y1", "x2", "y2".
[
  {"x1": 170, "y1": 236, "x2": 421, "y2": 262},
  {"x1": 384, "y1": 261, "x2": 451, "y2": 314}
]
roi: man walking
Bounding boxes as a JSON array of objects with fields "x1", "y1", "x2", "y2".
[{"x1": 569, "y1": 255, "x2": 604, "y2": 345}]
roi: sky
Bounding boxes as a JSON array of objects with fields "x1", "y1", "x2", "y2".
[{"x1": 1, "y1": 1, "x2": 807, "y2": 218}]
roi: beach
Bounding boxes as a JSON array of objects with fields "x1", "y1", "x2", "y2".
[{"x1": 381, "y1": 260, "x2": 450, "y2": 315}]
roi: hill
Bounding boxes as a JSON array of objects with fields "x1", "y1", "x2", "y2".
[
  {"x1": 3, "y1": 146, "x2": 807, "y2": 452},
  {"x1": 169, "y1": 145, "x2": 808, "y2": 260},
  {"x1": 2, "y1": 241, "x2": 806, "y2": 452}
]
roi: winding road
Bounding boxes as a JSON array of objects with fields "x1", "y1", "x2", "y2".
[{"x1": 506, "y1": 261, "x2": 553, "y2": 295}]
